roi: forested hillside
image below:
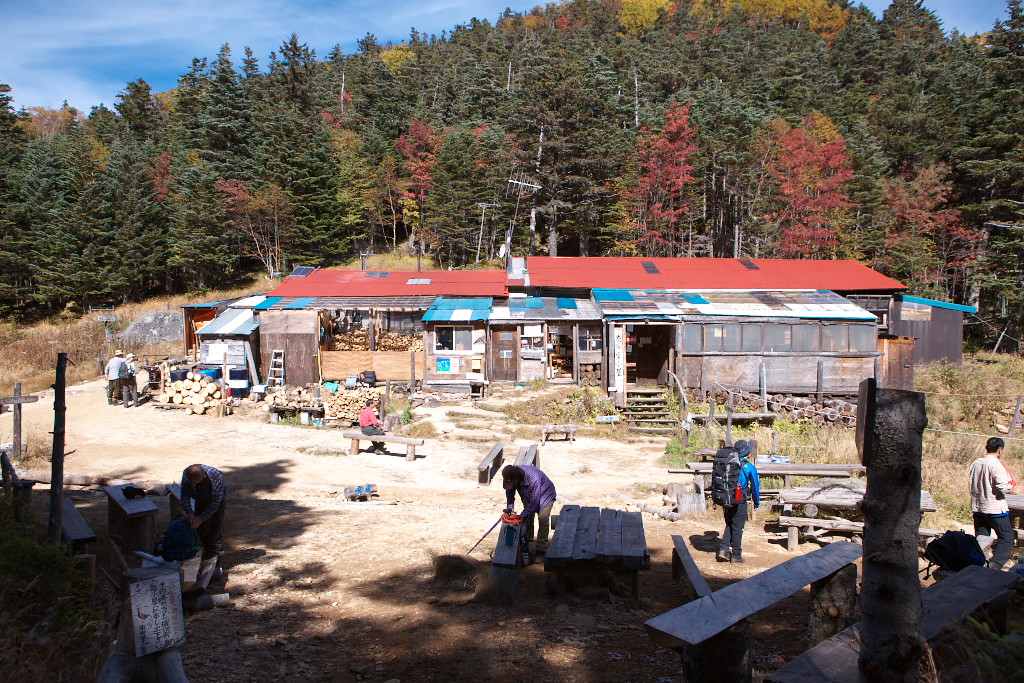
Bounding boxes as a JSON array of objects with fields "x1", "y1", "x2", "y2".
[{"x1": 2, "y1": 0, "x2": 1023, "y2": 342}]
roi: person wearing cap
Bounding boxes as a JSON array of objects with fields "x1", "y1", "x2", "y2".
[
  {"x1": 121, "y1": 353, "x2": 139, "y2": 407},
  {"x1": 104, "y1": 350, "x2": 126, "y2": 405},
  {"x1": 717, "y1": 439, "x2": 760, "y2": 564}
]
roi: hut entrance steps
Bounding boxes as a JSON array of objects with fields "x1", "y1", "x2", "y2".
[
  {"x1": 267, "y1": 350, "x2": 285, "y2": 387},
  {"x1": 623, "y1": 387, "x2": 677, "y2": 435}
]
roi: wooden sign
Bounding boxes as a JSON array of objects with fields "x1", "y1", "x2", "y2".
[{"x1": 128, "y1": 569, "x2": 186, "y2": 657}]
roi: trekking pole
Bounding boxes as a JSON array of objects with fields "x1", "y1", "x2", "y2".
[{"x1": 467, "y1": 516, "x2": 504, "y2": 555}]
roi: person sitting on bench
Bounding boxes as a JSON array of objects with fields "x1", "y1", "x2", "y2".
[
  {"x1": 359, "y1": 398, "x2": 387, "y2": 454},
  {"x1": 502, "y1": 464, "x2": 557, "y2": 564}
]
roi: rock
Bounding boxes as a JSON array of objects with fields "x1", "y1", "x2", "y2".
[
  {"x1": 639, "y1": 597, "x2": 655, "y2": 609},
  {"x1": 424, "y1": 596, "x2": 439, "y2": 604},
  {"x1": 996, "y1": 424, "x2": 1010, "y2": 434},
  {"x1": 118, "y1": 310, "x2": 185, "y2": 346}
]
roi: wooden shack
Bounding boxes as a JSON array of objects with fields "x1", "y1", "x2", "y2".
[
  {"x1": 193, "y1": 307, "x2": 261, "y2": 382},
  {"x1": 594, "y1": 289, "x2": 880, "y2": 405},
  {"x1": 487, "y1": 296, "x2": 603, "y2": 384},
  {"x1": 421, "y1": 298, "x2": 492, "y2": 394},
  {"x1": 847, "y1": 293, "x2": 975, "y2": 365}
]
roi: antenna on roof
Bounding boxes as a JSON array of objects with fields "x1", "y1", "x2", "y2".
[{"x1": 360, "y1": 251, "x2": 371, "y2": 271}]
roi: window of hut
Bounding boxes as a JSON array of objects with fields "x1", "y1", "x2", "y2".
[
  {"x1": 764, "y1": 324, "x2": 792, "y2": 352},
  {"x1": 681, "y1": 324, "x2": 703, "y2": 352},
  {"x1": 793, "y1": 325, "x2": 821, "y2": 352},
  {"x1": 740, "y1": 324, "x2": 762, "y2": 352},
  {"x1": 434, "y1": 326, "x2": 474, "y2": 352},
  {"x1": 821, "y1": 324, "x2": 850, "y2": 352},
  {"x1": 578, "y1": 326, "x2": 603, "y2": 351},
  {"x1": 721, "y1": 324, "x2": 742, "y2": 352},
  {"x1": 849, "y1": 325, "x2": 875, "y2": 352},
  {"x1": 704, "y1": 324, "x2": 724, "y2": 352}
]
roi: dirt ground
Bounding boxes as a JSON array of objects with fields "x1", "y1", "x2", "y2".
[{"x1": 5, "y1": 379, "x2": 839, "y2": 682}]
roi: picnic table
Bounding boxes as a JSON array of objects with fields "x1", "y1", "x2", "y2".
[
  {"x1": 778, "y1": 486, "x2": 936, "y2": 513},
  {"x1": 544, "y1": 505, "x2": 650, "y2": 598},
  {"x1": 103, "y1": 484, "x2": 159, "y2": 553}
]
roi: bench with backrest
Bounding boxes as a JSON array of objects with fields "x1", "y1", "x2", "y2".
[
  {"x1": 103, "y1": 484, "x2": 159, "y2": 553},
  {"x1": 646, "y1": 541, "x2": 863, "y2": 683},
  {"x1": 766, "y1": 565, "x2": 1020, "y2": 682},
  {"x1": 342, "y1": 431, "x2": 425, "y2": 461},
  {"x1": 478, "y1": 442, "x2": 505, "y2": 485}
]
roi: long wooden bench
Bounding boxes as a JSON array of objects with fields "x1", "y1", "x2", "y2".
[
  {"x1": 777, "y1": 515, "x2": 944, "y2": 551},
  {"x1": 778, "y1": 486, "x2": 936, "y2": 513},
  {"x1": 513, "y1": 444, "x2": 540, "y2": 468},
  {"x1": 478, "y1": 442, "x2": 505, "y2": 485},
  {"x1": 61, "y1": 497, "x2": 98, "y2": 553},
  {"x1": 676, "y1": 462, "x2": 866, "y2": 489},
  {"x1": 544, "y1": 505, "x2": 650, "y2": 598},
  {"x1": 541, "y1": 424, "x2": 577, "y2": 442},
  {"x1": 342, "y1": 431, "x2": 425, "y2": 461},
  {"x1": 103, "y1": 484, "x2": 159, "y2": 553},
  {"x1": 670, "y1": 534, "x2": 712, "y2": 601},
  {"x1": 766, "y1": 565, "x2": 1021, "y2": 682},
  {"x1": 167, "y1": 483, "x2": 183, "y2": 518},
  {"x1": 646, "y1": 541, "x2": 862, "y2": 683}
]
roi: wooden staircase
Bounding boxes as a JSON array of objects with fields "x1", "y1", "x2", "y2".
[{"x1": 622, "y1": 387, "x2": 678, "y2": 435}]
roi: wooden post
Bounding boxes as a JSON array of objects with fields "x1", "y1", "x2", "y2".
[
  {"x1": 856, "y1": 378, "x2": 927, "y2": 683},
  {"x1": 13, "y1": 382, "x2": 22, "y2": 460},
  {"x1": 808, "y1": 563, "x2": 858, "y2": 647},
  {"x1": 676, "y1": 621, "x2": 751, "y2": 683},
  {"x1": 48, "y1": 353, "x2": 67, "y2": 547},
  {"x1": 368, "y1": 309, "x2": 376, "y2": 352},
  {"x1": 409, "y1": 349, "x2": 416, "y2": 392},
  {"x1": 759, "y1": 363, "x2": 768, "y2": 412},
  {"x1": 816, "y1": 360, "x2": 824, "y2": 404},
  {"x1": 1009, "y1": 395, "x2": 1024, "y2": 437}
]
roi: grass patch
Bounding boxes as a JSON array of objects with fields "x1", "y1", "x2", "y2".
[
  {"x1": 401, "y1": 421, "x2": 438, "y2": 439},
  {"x1": 502, "y1": 387, "x2": 617, "y2": 425}
]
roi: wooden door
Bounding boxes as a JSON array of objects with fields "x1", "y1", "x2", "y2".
[
  {"x1": 878, "y1": 336, "x2": 915, "y2": 390},
  {"x1": 635, "y1": 325, "x2": 672, "y2": 385},
  {"x1": 489, "y1": 327, "x2": 518, "y2": 381}
]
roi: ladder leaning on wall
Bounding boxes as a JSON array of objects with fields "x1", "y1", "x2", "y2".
[{"x1": 267, "y1": 350, "x2": 285, "y2": 387}]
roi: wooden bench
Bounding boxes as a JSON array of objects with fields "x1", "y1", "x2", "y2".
[
  {"x1": 103, "y1": 485, "x2": 159, "y2": 553},
  {"x1": 778, "y1": 486, "x2": 937, "y2": 513},
  {"x1": 342, "y1": 431, "x2": 425, "y2": 462},
  {"x1": 478, "y1": 442, "x2": 505, "y2": 485},
  {"x1": 167, "y1": 483, "x2": 182, "y2": 518},
  {"x1": 541, "y1": 424, "x2": 577, "y2": 442},
  {"x1": 777, "y1": 515, "x2": 944, "y2": 551},
  {"x1": 488, "y1": 517, "x2": 528, "y2": 598},
  {"x1": 766, "y1": 565, "x2": 1020, "y2": 682},
  {"x1": 670, "y1": 535, "x2": 712, "y2": 602},
  {"x1": 646, "y1": 541, "x2": 862, "y2": 683},
  {"x1": 676, "y1": 462, "x2": 866, "y2": 488},
  {"x1": 513, "y1": 444, "x2": 540, "y2": 468},
  {"x1": 544, "y1": 505, "x2": 650, "y2": 599},
  {"x1": 61, "y1": 497, "x2": 98, "y2": 553}
]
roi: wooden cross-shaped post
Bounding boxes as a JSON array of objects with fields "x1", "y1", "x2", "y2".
[
  {"x1": 1, "y1": 383, "x2": 39, "y2": 501},
  {"x1": 1008, "y1": 395, "x2": 1024, "y2": 437}
]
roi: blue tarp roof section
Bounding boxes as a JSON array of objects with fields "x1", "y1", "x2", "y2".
[
  {"x1": 556, "y1": 298, "x2": 577, "y2": 309},
  {"x1": 434, "y1": 297, "x2": 493, "y2": 310},
  {"x1": 284, "y1": 297, "x2": 318, "y2": 310},
  {"x1": 253, "y1": 297, "x2": 284, "y2": 310},
  {"x1": 422, "y1": 309, "x2": 491, "y2": 322},
  {"x1": 898, "y1": 294, "x2": 977, "y2": 314},
  {"x1": 593, "y1": 289, "x2": 635, "y2": 302},
  {"x1": 196, "y1": 308, "x2": 259, "y2": 336},
  {"x1": 182, "y1": 300, "x2": 226, "y2": 309},
  {"x1": 683, "y1": 294, "x2": 709, "y2": 305},
  {"x1": 510, "y1": 296, "x2": 544, "y2": 309}
]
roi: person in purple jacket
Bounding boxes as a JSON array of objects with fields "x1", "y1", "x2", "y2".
[{"x1": 502, "y1": 464, "x2": 557, "y2": 563}]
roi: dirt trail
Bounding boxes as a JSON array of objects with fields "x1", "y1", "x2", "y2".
[{"x1": 4, "y1": 379, "x2": 814, "y2": 682}]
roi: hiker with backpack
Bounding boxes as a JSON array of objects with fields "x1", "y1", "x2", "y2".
[
  {"x1": 712, "y1": 440, "x2": 760, "y2": 564},
  {"x1": 181, "y1": 463, "x2": 228, "y2": 563},
  {"x1": 969, "y1": 437, "x2": 1018, "y2": 569},
  {"x1": 104, "y1": 350, "x2": 126, "y2": 405}
]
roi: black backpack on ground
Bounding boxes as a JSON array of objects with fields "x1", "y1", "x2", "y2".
[
  {"x1": 711, "y1": 447, "x2": 742, "y2": 508},
  {"x1": 924, "y1": 530, "x2": 985, "y2": 574},
  {"x1": 157, "y1": 517, "x2": 198, "y2": 562}
]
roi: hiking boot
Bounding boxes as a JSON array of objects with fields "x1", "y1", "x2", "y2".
[
  {"x1": 716, "y1": 549, "x2": 731, "y2": 563},
  {"x1": 374, "y1": 448, "x2": 386, "y2": 455},
  {"x1": 730, "y1": 554, "x2": 746, "y2": 564}
]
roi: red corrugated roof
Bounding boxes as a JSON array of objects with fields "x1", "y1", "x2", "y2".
[
  {"x1": 524, "y1": 257, "x2": 905, "y2": 292},
  {"x1": 266, "y1": 269, "x2": 508, "y2": 298}
]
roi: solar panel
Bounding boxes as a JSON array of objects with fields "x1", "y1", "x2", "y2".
[
  {"x1": 365, "y1": 272, "x2": 391, "y2": 278},
  {"x1": 406, "y1": 278, "x2": 431, "y2": 285},
  {"x1": 641, "y1": 261, "x2": 660, "y2": 274},
  {"x1": 289, "y1": 266, "x2": 316, "y2": 278},
  {"x1": 738, "y1": 259, "x2": 760, "y2": 270}
]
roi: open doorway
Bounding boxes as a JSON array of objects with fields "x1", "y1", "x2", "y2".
[
  {"x1": 626, "y1": 324, "x2": 673, "y2": 386},
  {"x1": 547, "y1": 325, "x2": 574, "y2": 380}
]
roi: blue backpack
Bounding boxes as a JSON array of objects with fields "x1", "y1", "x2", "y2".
[{"x1": 158, "y1": 518, "x2": 198, "y2": 562}]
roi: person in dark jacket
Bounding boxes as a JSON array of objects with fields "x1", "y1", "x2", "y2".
[
  {"x1": 502, "y1": 464, "x2": 557, "y2": 563},
  {"x1": 181, "y1": 464, "x2": 227, "y2": 561},
  {"x1": 717, "y1": 440, "x2": 760, "y2": 564}
]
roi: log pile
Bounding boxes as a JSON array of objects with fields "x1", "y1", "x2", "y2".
[
  {"x1": 323, "y1": 386, "x2": 384, "y2": 420},
  {"x1": 266, "y1": 387, "x2": 322, "y2": 410},
  {"x1": 328, "y1": 330, "x2": 423, "y2": 352},
  {"x1": 157, "y1": 372, "x2": 226, "y2": 416},
  {"x1": 698, "y1": 387, "x2": 858, "y2": 427},
  {"x1": 580, "y1": 363, "x2": 602, "y2": 387}
]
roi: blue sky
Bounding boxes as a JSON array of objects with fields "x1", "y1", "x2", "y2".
[{"x1": 0, "y1": 1, "x2": 1011, "y2": 111}]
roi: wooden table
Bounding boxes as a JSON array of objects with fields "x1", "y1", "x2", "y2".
[
  {"x1": 103, "y1": 485, "x2": 159, "y2": 553},
  {"x1": 544, "y1": 505, "x2": 650, "y2": 598},
  {"x1": 778, "y1": 486, "x2": 937, "y2": 513}
]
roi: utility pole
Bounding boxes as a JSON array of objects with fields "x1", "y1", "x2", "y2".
[{"x1": 476, "y1": 203, "x2": 500, "y2": 264}]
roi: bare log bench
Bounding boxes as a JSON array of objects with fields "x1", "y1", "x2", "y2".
[
  {"x1": 478, "y1": 442, "x2": 505, "y2": 485},
  {"x1": 541, "y1": 424, "x2": 577, "y2": 442},
  {"x1": 513, "y1": 444, "x2": 540, "y2": 468},
  {"x1": 103, "y1": 484, "x2": 159, "y2": 553},
  {"x1": 61, "y1": 497, "x2": 98, "y2": 554},
  {"x1": 342, "y1": 431, "x2": 425, "y2": 461},
  {"x1": 646, "y1": 541, "x2": 862, "y2": 683},
  {"x1": 670, "y1": 534, "x2": 712, "y2": 602},
  {"x1": 488, "y1": 517, "x2": 528, "y2": 598},
  {"x1": 675, "y1": 462, "x2": 866, "y2": 489},
  {"x1": 766, "y1": 565, "x2": 1020, "y2": 682},
  {"x1": 167, "y1": 483, "x2": 183, "y2": 518},
  {"x1": 777, "y1": 515, "x2": 944, "y2": 551},
  {"x1": 544, "y1": 505, "x2": 650, "y2": 599}
]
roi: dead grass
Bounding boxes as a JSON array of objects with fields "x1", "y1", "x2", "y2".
[
  {"x1": 399, "y1": 421, "x2": 438, "y2": 439},
  {"x1": 0, "y1": 282, "x2": 264, "y2": 396}
]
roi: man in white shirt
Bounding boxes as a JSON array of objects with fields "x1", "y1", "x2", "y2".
[
  {"x1": 969, "y1": 437, "x2": 1017, "y2": 569},
  {"x1": 104, "y1": 350, "x2": 126, "y2": 405}
]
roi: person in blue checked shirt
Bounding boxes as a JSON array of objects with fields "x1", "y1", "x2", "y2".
[
  {"x1": 717, "y1": 440, "x2": 760, "y2": 564},
  {"x1": 181, "y1": 463, "x2": 228, "y2": 561},
  {"x1": 502, "y1": 464, "x2": 557, "y2": 564}
]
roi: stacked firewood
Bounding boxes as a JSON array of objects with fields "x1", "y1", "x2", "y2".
[
  {"x1": 158, "y1": 372, "x2": 226, "y2": 416},
  {"x1": 323, "y1": 386, "x2": 384, "y2": 420},
  {"x1": 266, "y1": 387, "x2": 322, "y2": 410},
  {"x1": 328, "y1": 330, "x2": 423, "y2": 352},
  {"x1": 703, "y1": 387, "x2": 857, "y2": 426},
  {"x1": 579, "y1": 363, "x2": 602, "y2": 387}
]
